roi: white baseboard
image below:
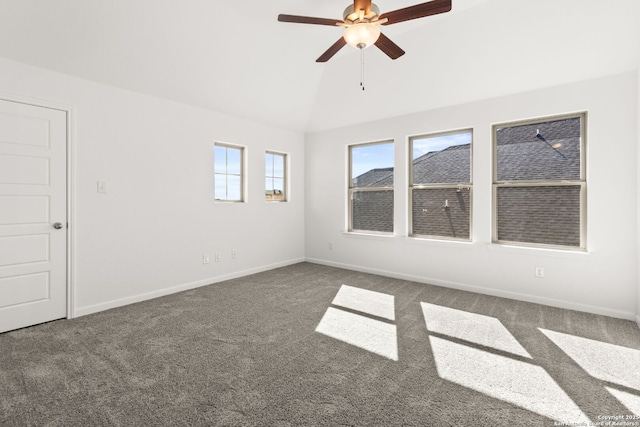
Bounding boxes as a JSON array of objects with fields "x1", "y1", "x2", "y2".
[
  {"x1": 74, "y1": 258, "x2": 305, "y2": 318},
  {"x1": 73, "y1": 256, "x2": 638, "y2": 325},
  {"x1": 306, "y1": 257, "x2": 637, "y2": 322}
]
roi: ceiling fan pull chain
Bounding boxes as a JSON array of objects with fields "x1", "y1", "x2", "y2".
[{"x1": 360, "y1": 48, "x2": 365, "y2": 91}]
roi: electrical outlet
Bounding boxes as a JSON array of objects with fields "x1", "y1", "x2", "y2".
[
  {"x1": 328, "y1": 242, "x2": 333, "y2": 251},
  {"x1": 231, "y1": 249, "x2": 237, "y2": 259},
  {"x1": 214, "y1": 253, "x2": 221, "y2": 263},
  {"x1": 97, "y1": 181, "x2": 108, "y2": 194},
  {"x1": 535, "y1": 266, "x2": 545, "y2": 278},
  {"x1": 202, "y1": 254, "x2": 210, "y2": 264}
]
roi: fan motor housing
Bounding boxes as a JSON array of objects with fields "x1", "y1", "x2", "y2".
[{"x1": 343, "y1": 3, "x2": 380, "y2": 23}]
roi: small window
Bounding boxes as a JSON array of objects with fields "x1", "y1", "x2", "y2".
[
  {"x1": 214, "y1": 143, "x2": 244, "y2": 202},
  {"x1": 492, "y1": 113, "x2": 586, "y2": 249},
  {"x1": 265, "y1": 151, "x2": 287, "y2": 201},
  {"x1": 349, "y1": 141, "x2": 394, "y2": 234},
  {"x1": 409, "y1": 130, "x2": 473, "y2": 240}
]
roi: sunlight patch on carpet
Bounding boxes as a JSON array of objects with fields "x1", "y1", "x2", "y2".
[
  {"x1": 316, "y1": 307, "x2": 398, "y2": 361},
  {"x1": 429, "y1": 336, "x2": 590, "y2": 424},
  {"x1": 606, "y1": 387, "x2": 640, "y2": 416},
  {"x1": 331, "y1": 285, "x2": 395, "y2": 321},
  {"x1": 421, "y1": 302, "x2": 531, "y2": 358},
  {"x1": 539, "y1": 328, "x2": 640, "y2": 391}
]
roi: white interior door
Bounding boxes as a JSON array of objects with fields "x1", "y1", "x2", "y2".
[{"x1": 0, "y1": 99, "x2": 67, "y2": 333}]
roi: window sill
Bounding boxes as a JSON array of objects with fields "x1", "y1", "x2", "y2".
[
  {"x1": 342, "y1": 231, "x2": 395, "y2": 241},
  {"x1": 403, "y1": 236, "x2": 476, "y2": 249},
  {"x1": 487, "y1": 243, "x2": 589, "y2": 259}
]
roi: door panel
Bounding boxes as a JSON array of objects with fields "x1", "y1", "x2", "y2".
[
  {"x1": 0, "y1": 99, "x2": 67, "y2": 334},
  {"x1": 0, "y1": 154, "x2": 50, "y2": 185},
  {"x1": 0, "y1": 273, "x2": 50, "y2": 309},
  {"x1": 0, "y1": 234, "x2": 49, "y2": 267},
  {"x1": 0, "y1": 112, "x2": 50, "y2": 147},
  {"x1": 0, "y1": 195, "x2": 49, "y2": 224}
]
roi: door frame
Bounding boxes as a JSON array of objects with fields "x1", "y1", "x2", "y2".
[{"x1": 0, "y1": 91, "x2": 76, "y2": 320}]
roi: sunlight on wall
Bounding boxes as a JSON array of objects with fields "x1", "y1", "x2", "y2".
[
  {"x1": 429, "y1": 336, "x2": 590, "y2": 424},
  {"x1": 539, "y1": 329, "x2": 640, "y2": 391},
  {"x1": 331, "y1": 285, "x2": 395, "y2": 321},
  {"x1": 316, "y1": 307, "x2": 398, "y2": 361},
  {"x1": 421, "y1": 302, "x2": 531, "y2": 358},
  {"x1": 606, "y1": 387, "x2": 640, "y2": 415}
]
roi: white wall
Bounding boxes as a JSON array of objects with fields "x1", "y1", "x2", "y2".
[
  {"x1": 0, "y1": 57, "x2": 305, "y2": 317},
  {"x1": 637, "y1": 69, "x2": 640, "y2": 328},
  {"x1": 1, "y1": 55, "x2": 637, "y2": 323},
  {"x1": 306, "y1": 71, "x2": 638, "y2": 320}
]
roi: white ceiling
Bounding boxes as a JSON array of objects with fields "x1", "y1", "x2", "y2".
[{"x1": 0, "y1": 0, "x2": 638, "y2": 133}]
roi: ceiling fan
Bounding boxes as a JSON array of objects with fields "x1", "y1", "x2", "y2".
[{"x1": 278, "y1": 0, "x2": 452, "y2": 62}]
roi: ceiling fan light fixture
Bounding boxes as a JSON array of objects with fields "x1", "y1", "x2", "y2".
[
  {"x1": 278, "y1": 0, "x2": 452, "y2": 62},
  {"x1": 343, "y1": 23, "x2": 381, "y2": 49}
]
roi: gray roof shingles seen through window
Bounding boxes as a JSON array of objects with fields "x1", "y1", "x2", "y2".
[
  {"x1": 413, "y1": 144, "x2": 470, "y2": 184},
  {"x1": 351, "y1": 116, "x2": 582, "y2": 245}
]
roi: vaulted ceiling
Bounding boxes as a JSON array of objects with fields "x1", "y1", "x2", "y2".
[{"x1": 0, "y1": 0, "x2": 638, "y2": 133}]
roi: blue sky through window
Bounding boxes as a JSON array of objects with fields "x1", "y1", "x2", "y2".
[
  {"x1": 351, "y1": 134, "x2": 472, "y2": 179},
  {"x1": 413, "y1": 132, "x2": 472, "y2": 160},
  {"x1": 214, "y1": 145, "x2": 242, "y2": 201},
  {"x1": 351, "y1": 142, "x2": 394, "y2": 179},
  {"x1": 265, "y1": 153, "x2": 285, "y2": 197}
]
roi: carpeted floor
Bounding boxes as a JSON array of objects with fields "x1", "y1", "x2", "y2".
[{"x1": 1, "y1": 262, "x2": 639, "y2": 426}]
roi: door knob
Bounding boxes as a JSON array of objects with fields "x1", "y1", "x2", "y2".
[{"x1": 53, "y1": 222, "x2": 63, "y2": 229}]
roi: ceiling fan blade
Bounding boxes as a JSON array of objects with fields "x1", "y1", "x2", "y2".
[
  {"x1": 380, "y1": 0, "x2": 452, "y2": 25},
  {"x1": 278, "y1": 14, "x2": 343, "y2": 26},
  {"x1": 374, "y1": 33, "x2": 405, "y2": 60},
  {"x1": 353, "y1": 0, "x2": 372, "y2": 16},
  {"x1": 316, "y1": 38, "x2": 347, "y2": 62}
]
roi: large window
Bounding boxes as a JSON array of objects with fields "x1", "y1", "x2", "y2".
[
  {"x1": 409, "y1": 130, "x2": 473, "y2": 240},
  {"x1": 265, "y1": 151, "x2": 287, "y2": 201},
  {"x1": 493, "y1": 114, "x2": 586, "y2": 249},
  {"x1": 214, "y1": 143, "x2": 244, "y2": 202},
  {"x1": 349, "y1": 141, "x2": 394, "y2": 234}
]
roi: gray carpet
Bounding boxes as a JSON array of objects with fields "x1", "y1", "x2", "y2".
[{"x1": 1, "y1": 262, "x2": 639, "y2": 426}]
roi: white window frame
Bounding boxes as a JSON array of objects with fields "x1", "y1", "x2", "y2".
[
  {"x1": 348, "y1": 140, "x2": 394, "y2": 235},
  {"x1": 492, "y1": 112, "x2": 587, "y2": 250},
  {"x1": 214, "y1": 142, "x2": 245, "y2": 202},
  {"x1": 409, "y1": 129, "x2": 473, "y2": 241},
  {"x1": 265, "y1": 151, "x2": 287, "y2": 202}
]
